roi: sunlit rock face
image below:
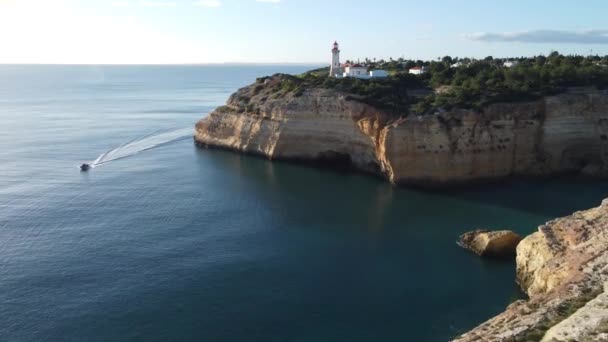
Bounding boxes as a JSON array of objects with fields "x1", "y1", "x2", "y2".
[
  {"x1": 195, "y1": 86, "x2": 386, "y2": 174},
  {"x1": 457, "y1": 229, "x2": 522, "y2": 258},
  {"x1": 195, "y1": 75, "x2": 608, "y2": 185},
  {"x1": 380, "y1": 92, "x2": 608, "y2": 185}
]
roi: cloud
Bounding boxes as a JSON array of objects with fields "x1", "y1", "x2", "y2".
[
  {"x1": 193, "y1": 0, "x2": 221, "y2": 7},
  {"x1": 256, "y1": 0, "x2": 281, "y2": 3},
  {"x1": 465, "y1": 29, "x2": 608, "y2": 44}
]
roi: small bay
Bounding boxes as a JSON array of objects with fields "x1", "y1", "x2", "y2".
[{"x1": 1, "y1": 65, "x2": 607, "y2": 341}]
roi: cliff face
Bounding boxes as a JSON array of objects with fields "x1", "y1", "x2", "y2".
[
  {"x1": 195, "y1": 76, "x2": 608, "y2": 185},
  {"x1": 195, "y1": 87, "x2": 385, "y2": 173},
  {"x1": 383, "y1": 93, "x2": 608, "y2": 184},
  {"x1": 455, "y1": 199, "x2": 608, "y2": 341}
]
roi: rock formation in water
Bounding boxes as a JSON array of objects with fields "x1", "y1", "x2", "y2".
[
  {"x1": 195, "y1": 74, "x2": 608, "y2": 186},
  {"x1": 454, "y1": 199, "x2": 608, "y2": 341},
  {"x1": 457, "y1": 229, "x2": 522, "y2": 258}
]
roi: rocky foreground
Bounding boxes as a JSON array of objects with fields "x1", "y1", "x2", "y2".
[
  {"x1": 195, "y1": 75, "x2": 608, "y2": 186},
  {"x1": 454, "y1": 200, "x2": 608, "y2": 341}
]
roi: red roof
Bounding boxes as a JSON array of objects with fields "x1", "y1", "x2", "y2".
[{"x1": 410, "y1": 66, "x2": 423, "y2": 70}]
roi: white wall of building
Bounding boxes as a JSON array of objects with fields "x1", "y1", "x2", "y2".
[
  {"x1": 344, "y1": 66, "x2": 367, "y2": 77},
  {"x1": 409, "y1": 67, "x2": 426, "y2": 75},
  {"x1": 370, "y1": 70, "x2": 388, "y2": 78},
  {"x1": 330, "y1": 52, "x2": 341, "y2": 76}
]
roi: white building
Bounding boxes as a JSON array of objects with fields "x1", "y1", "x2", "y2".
[
  {"x1": 369, "y1": 70, "x2": 389, "y2": 78},
  {"x1": 409, "y1": 66, "x2": 427, "y2": 75},
  {"x1": 503, "y1": 61, "x2": 518, "y2": 68},
  {"x1": 329, "y1": 41, "x2": 389, "y2": 79},
  {"x1": 343, "y1": 64, "x2": 368, "y2": 78}
]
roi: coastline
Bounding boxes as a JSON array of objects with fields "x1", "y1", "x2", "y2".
[
  {"x1": 194, "y1": 77, "x2": 608, "y2": 187},
  {"x1": 193, "y1": 72, "x2": 608, "y2": 339}
]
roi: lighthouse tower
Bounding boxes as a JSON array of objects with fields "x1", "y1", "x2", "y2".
[{"x1": 329, "y1": 41, "x2": 341, "y2": 77}]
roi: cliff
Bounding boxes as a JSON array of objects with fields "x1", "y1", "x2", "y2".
[
  {"x1": 194, "y1": 75, "x2": 608, "y2": 339},
  {"x1": 195, "y1": 75, "x2": 608, "y2": 186},
  {"x1": 454, "y1": 199, "x2": 608, "y2": 341}
]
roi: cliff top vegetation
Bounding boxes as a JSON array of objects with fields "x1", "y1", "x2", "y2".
[{"x1": 231, "y1": 52, "x2": 608, "y2": 116}]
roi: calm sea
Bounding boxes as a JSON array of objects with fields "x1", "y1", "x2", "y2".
[{"x1": 1, "y1": 65, "x2": 607, "y2": 342}]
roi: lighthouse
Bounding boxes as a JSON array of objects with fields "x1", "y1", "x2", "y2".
[{"x1": 329, "y1": 41, "x2": 341, "y2": 77}]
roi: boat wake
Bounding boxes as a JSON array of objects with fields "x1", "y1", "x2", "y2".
[{"x1": 87, "y1": 127, "x2": 193, "y2": 168}]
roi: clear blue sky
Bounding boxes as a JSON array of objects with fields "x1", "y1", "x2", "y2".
[{"x1": 1, "y1": 0, "x2": 608, "y2": 64}]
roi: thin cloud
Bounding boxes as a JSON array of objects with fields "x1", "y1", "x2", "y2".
[
  {"x1": 465, "y1": 29, "x2": 608, "y2": 44},
  {"x1": 256, "y1": 0, "x2": 281, "y2": 3},
  {"x1": 193, "y1": 0, "x2": 221, "y2": 7}
]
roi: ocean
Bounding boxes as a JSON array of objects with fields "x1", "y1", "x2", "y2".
[{"x1": 1, "y1": 64, "x2": 607, "y2": 342}]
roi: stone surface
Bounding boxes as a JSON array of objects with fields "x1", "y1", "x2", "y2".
[
  {"x1": 453, "y1": 199, "x2": 608, "y2": 341},
  {"x1": 195, "y1": 84, "x2": 386, "y2": 174},
  {"x1": 542, "y1": 282, "x2": 608, "y2": 342},
  {"x1": 194, "y1": 76, "x2": 608, "y2": 186},
  {"x1": 457, "y1": 229, "x2": 522, "y2": 257}
]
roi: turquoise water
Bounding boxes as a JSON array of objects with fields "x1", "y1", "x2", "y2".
[{"x1": 1, "y1": 65, "x2": 608, "y2": 342}]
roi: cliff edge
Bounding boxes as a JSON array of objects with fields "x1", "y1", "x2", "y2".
[{"x1": 195, "y1": 74, "x2": 608, "y2": 186}]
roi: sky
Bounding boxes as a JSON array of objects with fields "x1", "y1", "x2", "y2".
[{"x1": 1, "y1": 0, "x2": 608, "y2": 64}]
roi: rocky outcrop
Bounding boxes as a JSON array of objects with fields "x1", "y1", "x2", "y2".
[
  {"x1": 195, "y1": 88, "x2": 385, "y2": 173},
  {"x1": 457, "y1": 229, "x2": 522, "y2": 258},
  {"x1": 195, "y1": 76, "x2": 608, "y2": 185},
  {"x1": 454, "y1": 199, "x2": 608, "y2": 341}
]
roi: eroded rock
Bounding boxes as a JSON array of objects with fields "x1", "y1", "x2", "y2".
[{"x1": 458, "y1": 229, "x2": 522, "y2": 258}]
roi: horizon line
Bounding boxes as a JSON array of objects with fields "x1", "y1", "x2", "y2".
[
  {"x1": 2, "y1": 51, "x2": 606, "y2": 66},
  {"x1": 0, "y1": 62, "x2": 328, "y2": 66}
]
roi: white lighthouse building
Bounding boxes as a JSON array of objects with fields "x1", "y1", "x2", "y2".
[
  {"x1": 328, "y1": 41, "x2": 388, "y2": 79},
  {"x1": 329, "y1": 41, "x2": 341, "y2": 77}
]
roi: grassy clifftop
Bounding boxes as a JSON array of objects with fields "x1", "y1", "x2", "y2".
[
  {"x1": 221, "y1": 70, "x2": 425, "y2": 115},
  {"x1": 222, "y1": 52, "x2": 608, "y2": 117}
]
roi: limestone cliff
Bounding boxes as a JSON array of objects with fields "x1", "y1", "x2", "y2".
[
  {"x1": 195, "y1": 87, "x2": 385, "y2": 173},
  {"x1": 454, "y1": 199, "x2": 608, "y2": 341},
  {"x1": 195, "y1": 75, "x2": 608, "y2": 185}
]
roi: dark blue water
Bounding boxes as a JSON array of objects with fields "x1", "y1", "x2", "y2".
[{"x1": 1, "y1": 65, "x2": 608, "y2": 342}]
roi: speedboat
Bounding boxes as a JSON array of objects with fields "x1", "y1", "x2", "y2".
[{"x1": 80, "y1": 163, "x2": 91, "y2": 172}]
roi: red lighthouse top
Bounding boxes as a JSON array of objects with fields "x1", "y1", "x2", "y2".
[{"x1": 332, "y1": 41, "x2": 339, "y2": 52}]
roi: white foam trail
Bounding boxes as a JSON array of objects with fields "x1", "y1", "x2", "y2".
[{"x1": 89, "y1": 127, "x2": 193, "y2": 168}]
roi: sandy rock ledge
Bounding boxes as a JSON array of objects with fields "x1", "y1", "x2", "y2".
[{"x1": 458, "y1": 229, "x2": 522, "y2": 258}]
